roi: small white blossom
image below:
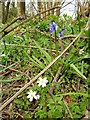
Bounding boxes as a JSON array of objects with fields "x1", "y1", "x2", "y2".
[
  {"x1": 27, "y1": 90, "x2": 39, "y2": 102},
  {"x1": 37, "y1": 77, "x2": 48, "y2": 88}
]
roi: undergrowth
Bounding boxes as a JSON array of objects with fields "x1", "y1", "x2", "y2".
[{"x1": 0, "y1": 15, "x2": 89, "y2": 119}]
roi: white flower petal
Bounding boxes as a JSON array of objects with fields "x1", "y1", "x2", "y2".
[
  {"x1": 42, "y1": 84, "x2": 46, "y2": 88},
  {"x1": 33, "y1": 91, "x2": 37, "y2": 95},
  {"x1": 27, "y1": 90, "x2": 38, "y2": 102},
  {"x1": 38, "y1": 77, "x2": 42, "y2": 81},
  {"x1": 37, "y1": 77, "x2": 48, "y2": 88},
  {"x1": 30, "y1": 90, "x2": 33, "y2": 93},
  {"x1": 34, "y1": 95, "x2": 40, "y2": 100},
  {"x1": 55, "y1": 25, "x2": 58, "y2": 30},
  {"x1": 37, "y1": 95, "x2": 40, "y2": 99},
  {"x1": 27, "y1": 94, "x2": 31, "y2": 98},
  {"x1": 27, "y1": 91, "x2": 31, "y2": 95},
  {"x1": 29, "y1": 97, "x2": 33, "y2": 102}
]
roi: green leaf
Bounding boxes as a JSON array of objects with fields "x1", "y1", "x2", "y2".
[
  {"x1": 0, "y1": 76, "x2": 21, "y2": 83},
  {"x1": 70, "y1": 63, "x2": 87, "y2": 80},
  {"x1": 33, "y1": 41, "x2": 51, "y2": 63},
  {"x1": 32, "y1": 55, "x2": 45, "y2": 69},
  {"x1": 29, "y1": 56, "x2": 43, "y2": 69},
  {"x1": 0, "y1": 62, "x2": 17, "y2": 73},
  {"x1": 24, "y1": 51, "x2": 43, "y2": 69}
]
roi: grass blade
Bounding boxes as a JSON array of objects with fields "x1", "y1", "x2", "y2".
[
  {"x1": 70, "y1": 63, "x2": 87, "y2": 80},
  {"x1": 34, "y1": 41, "x2": 51, "y2": 63},
  {"x1": 0, "y1": 76, "x2": 21, "y2": 83}
]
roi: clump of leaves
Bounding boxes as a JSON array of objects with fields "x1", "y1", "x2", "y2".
[{"x1": 1, "y1": 15, "x2": 89, "y2": 119}]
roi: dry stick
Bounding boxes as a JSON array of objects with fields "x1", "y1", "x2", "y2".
[
  {"x1": 0, "y1": 17, "x2": 21, "y2": 33},
  {"x1": 0, "y1": 25, "x2": 88, "y2": 111},
  {"x1": 0, "y1": 5, "x2": 61, "y2": 39},
  {"x1": 63, "y1": 99, "x2": 73, "y2": 119},
  {"x1": 35, "y1": 29, "x2": 88, "y2": 40},
  {"x1": 22, "y1": 26, "x2": 88, "y2": 41},
  {"x1": 64, "y1": 35, "x2": 88, "y2": 40},
  {"x1": 0, "y1": 43, "x2": 60, "y2": 53},
  {"x1": 21, "y1": 28, "x2": 88, "y2": 41},
  {"x1": 0, "y1": 64, "x2": 22, "y2": 74},
  {"x1": 32, "y1": 3, "x2": 38, "y2": 12},
  {"x1": 0, "y1": 64, "x2": 31, "y2": 80},
  {"x1": 61, "y1": 0, "x2": 74, "y2": 9},
  {"x1": 53, "y1": 66, "x2": 62, "y2": 82}
]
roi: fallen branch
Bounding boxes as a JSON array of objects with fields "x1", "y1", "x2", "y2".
[
  {"x1": 35, "y1": 29, "x2": 88, "y2": 41},
  {"x1": 0, "y1": 64, "x2": 22, "y2": 74},
  {"x1": 53, "y1": 66, "x2": 63, "y2": 82},
  {"x1": 0, "y1": 24, "x2": 88, "y2": 111},
  {"x1": 64, "y1": 35, "x2": 88, "y2": 40},
  {"x1": 0, "y1": 17, "x2": 21, "y2": 33},
  {"x1": 0, "y1": 5, "x2": 61, "y2": 39},
  {"x1": 63, "y1": 99, "x2": 73, "y2": 119},
  {"x1": 0, "y1": 43, "x2": 60, "y2": 53}
]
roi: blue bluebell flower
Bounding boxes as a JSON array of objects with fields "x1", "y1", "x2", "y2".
[
  {"x1": 49, "y1": 20, "x2": 58, "y2": 34},
  {"x1": 22, "y1": 18, "x2": 24, "y2": 22},
  {"x1": 58, "y1": 32, "x2": 61, "y2": 38},
  {"x1": 61, "y1": 31, "x2": 64, "y2": 38},
  {"x1": 61, "y1": 28, "x2": 66, "y2": 38},
  {"x1": 20, "y1": 17, "x2": 24, "y2": 22},
  {"x1": 62, "y1": 28, "x2": 66, "y2": 31},
  {"x1": 49, "y1": 24, "x2": 55, "y2": 34}
]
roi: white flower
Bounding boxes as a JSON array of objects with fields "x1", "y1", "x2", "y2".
[
  {"x1": 37, "y1": 77, "x2": 48, "y2": 88},
  {"x1": 27, "y1": 90, "x2": 39, "y2": 102}
]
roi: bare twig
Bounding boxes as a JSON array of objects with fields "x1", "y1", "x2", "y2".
[
  {"x1": 15, "y1": 112, "x2": 24, "y2": 118},
  {"x1": 32, "y1": 3, "x2": 38, "y2": 12},
  {"x1": 61, "y1": 0, "x2": 74, "y2": 9},
  {"x1": 0, "y1": 24, "x2": 88, "y2": 111},
  {"x1": 0, "y1": 64, "x2": 22, "y2": 74},
  {"x1": 53, "y1": 66, "x2": 62, "y2": 82},
  {"x1": 0, "y1": 64, "x2": 31, "y2": 80},
  {"x1": 63, "y1": 99, "x2": 73, "y2": 119},
  {"x1": 0, "y1": 17, "x2": 21, "y2": 33},
  {"x1": 0, "y1": 43, "x2": 61, "y2": 53},
  {"x1": 21, "y1": 28, "x2": 88, "y2": 41},
  {"x1": 0, "y1": 5, "x2": 61, "y2": 39},
  {"x1": 0, "y1": 70, "x2": 12, "y2": 78},
  {"x1": 35, "y1": 29, "x2": 88, "y2": 41}
]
